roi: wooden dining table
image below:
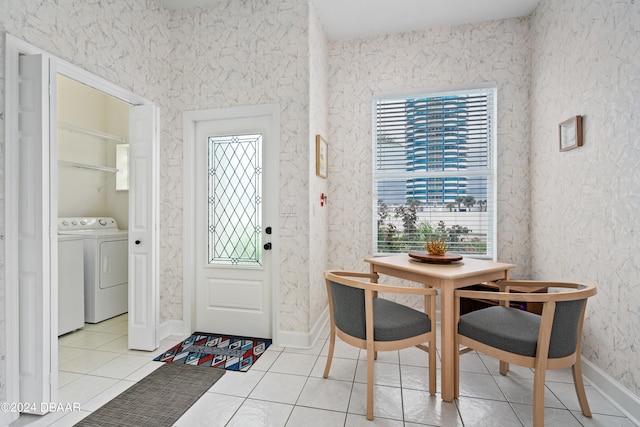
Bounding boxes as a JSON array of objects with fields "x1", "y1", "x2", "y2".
[{"x1": 365, "y1": 254, "x2": 516, "y2": 402}]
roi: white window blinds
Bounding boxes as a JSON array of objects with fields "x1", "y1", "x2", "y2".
[{"x1": 373, "y1": 87, "x2": 496, "y2": 258}]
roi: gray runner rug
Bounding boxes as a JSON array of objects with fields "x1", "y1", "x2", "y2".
[{"x1": 74, "y1": 362, "x2": 225, "y2": 427}]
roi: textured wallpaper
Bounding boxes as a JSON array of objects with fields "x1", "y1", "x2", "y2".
[
  {"x1": 530, "y1": 0, "x2": 640, "y2": 396},
  {"x1": 326, "y1": 19, "x2": 533, "y2": 277},
  {"x1": 167, "y1": 0, "x2": 313, "y2": 333}
]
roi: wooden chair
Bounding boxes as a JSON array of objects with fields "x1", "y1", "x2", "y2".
[
  {"x1": 323, "y1": 270, "x2": 437, "y2": 420},
  {"x1": 454, "y1": 280, "x2": 597, "y2": 427}
]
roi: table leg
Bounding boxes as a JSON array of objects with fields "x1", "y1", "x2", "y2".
[
  {"x1": 369, "y1": 265, "x2": 378, "y2": 283},
  {"x1": 440, "y1": 282, "x2": 455, "y2": 402}
]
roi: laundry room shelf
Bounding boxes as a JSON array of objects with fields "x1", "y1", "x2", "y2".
[
  {"x1": 58, "y1": 121, "x2": 125, "y2": 143},
  {"x1": 58, "y1": 160, "x2": 118, "y2": 173}
]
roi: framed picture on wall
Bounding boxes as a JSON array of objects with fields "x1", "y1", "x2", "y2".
[
  {"x1": 316, "y1": 134, "x2": 328, "y2": 178},
  {"x1": 559, "y1": 115, "x2": 583, "y2": 151}
]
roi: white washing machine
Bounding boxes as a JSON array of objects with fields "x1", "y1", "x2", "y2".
[
  {"x1": 58, "y1": 234, "x2": 85, "y2": 335},
  {"x1": 58, "y1": 217, "x2": 129, "y2": 323}
]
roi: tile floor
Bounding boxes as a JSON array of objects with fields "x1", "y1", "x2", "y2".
[{"x1": 11, "y1": 314, "x2": 636, "y2": 426}]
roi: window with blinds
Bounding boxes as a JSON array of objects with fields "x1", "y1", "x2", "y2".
[{"x1": 373, "y1": 87, "x2": 496, "y2": 258}]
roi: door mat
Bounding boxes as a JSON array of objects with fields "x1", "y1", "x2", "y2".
[
  {"x1": 74, "y1": 362, "x2": 224, "y2": 427},
  {"x1": 153, "y1": 332, "x2": 271, "y2": 372}
]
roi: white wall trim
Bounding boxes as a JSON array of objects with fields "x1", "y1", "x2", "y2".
[
  {"x1": 278, "y1": 306, "x2": 329, "y2": 349},
  {"x1": 582, "y1": 357, "x2": 640, "y2": 425},
  {"x1": 159, "y1": 319, "x2": 186, "y2": 341}
]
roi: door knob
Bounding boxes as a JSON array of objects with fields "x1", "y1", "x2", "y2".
[
  {"x1": 265, "y1": 226, "x2": 272, "y2": 235},
  {"x1": 263, "y1": 242, "x2": 272, "y2": 250},
  {"x1": 135, "y1": 240, "x2": 141, "y2": 245}
]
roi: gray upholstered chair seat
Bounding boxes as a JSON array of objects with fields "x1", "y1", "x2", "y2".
[
  {"x1": 458, "y1": 306, "x2": 540, "y2": 356},
  {"x1": 459, "y1": 299, "x2": 586, "y2": 358},
  {"x1": 372, "y1": 298, "x2": 432, "y2": 341}
]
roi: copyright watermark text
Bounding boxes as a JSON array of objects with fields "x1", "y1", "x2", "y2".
[{"x1": 1, "y1": 402, "x2": 81, "y2": 413}]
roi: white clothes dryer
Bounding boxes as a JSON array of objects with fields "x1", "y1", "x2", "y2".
[{"x1": 58, "y1": 217, "x2": 129, "y2": 323}]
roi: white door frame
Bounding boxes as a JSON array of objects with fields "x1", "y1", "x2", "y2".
[
  {"x1": 183, "y1": 105, "x2": 280, "y2": 344},
  {"x1": 3, "y1": 33, "x2": 159, "y2": 423}
]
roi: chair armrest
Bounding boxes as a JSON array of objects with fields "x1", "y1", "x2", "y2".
[{"x1": 326, "y1": 270, "x2": 436, "y2": 296}]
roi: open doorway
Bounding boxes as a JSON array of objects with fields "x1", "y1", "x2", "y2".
[
  {"x1": 56, "y1": 75, "x2": 132, "y2": 372},
  {"x1": 4, "y1": 34, "x2": 159, "y2": 420}
]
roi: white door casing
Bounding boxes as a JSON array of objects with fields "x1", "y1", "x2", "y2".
[
  {"x1": 128, "y1": 104, "x2": 160, "y2": 351},
  {"x1": 184, "y1": 105, "x2": 280, "y2": 342}
]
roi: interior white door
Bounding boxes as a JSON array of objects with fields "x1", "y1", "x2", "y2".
[
  {"x1": 195, "y1": 113, "x2": 276, "y2": 339},
  {"x1": 127, "y1": 104, "x2": 159, "y2": 351},
  {"x1": 17, "y1": 53, "x2": 54, "y2": 413}
]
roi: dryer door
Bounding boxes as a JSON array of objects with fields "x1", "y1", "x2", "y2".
[{"x1": 99, "y1": 239, "x2": 129, "y2": 289}]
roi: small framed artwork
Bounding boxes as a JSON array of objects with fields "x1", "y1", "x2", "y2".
[
  {"x1": 559, "y1": 115, "x2": 583, "y2": 151},
  {"x1": 315, "y1": 134, "x2": 328, "y2": 178}
]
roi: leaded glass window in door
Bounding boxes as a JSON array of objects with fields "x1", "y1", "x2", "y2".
[{"x1": 208, "y1": 134, "x2": 262, "y2": 266}]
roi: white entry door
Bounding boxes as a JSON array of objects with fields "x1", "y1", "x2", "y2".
[{"x1": 194, "y1": 112, "x2": 276, "y2": 339}]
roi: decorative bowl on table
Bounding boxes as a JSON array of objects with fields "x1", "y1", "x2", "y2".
[
  {"x1": 408, "y1": 238, "x2": 462, "y2": 264},
  {"x1": 408, "y1": 251, "x2": 463, "y2": 264}
]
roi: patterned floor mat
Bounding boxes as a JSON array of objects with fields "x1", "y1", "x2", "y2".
[{"x1": 154, "y1": 332, "x2": 271, "y2": 372}]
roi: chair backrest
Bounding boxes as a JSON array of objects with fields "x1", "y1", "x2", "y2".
[
  {"x1": 326, "y1": 273, "x2": 368, "y2": 340},
  {"x1": 548, "y1": 298, "x2": 587, "y2": 358},
  {"x1": 545, "y1": 283, "x2": 595, "y2": 358}
]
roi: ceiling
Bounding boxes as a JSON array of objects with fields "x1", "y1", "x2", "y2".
[{"x1": 157, "y1": 0, "x2": 541, "y2": 41}]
